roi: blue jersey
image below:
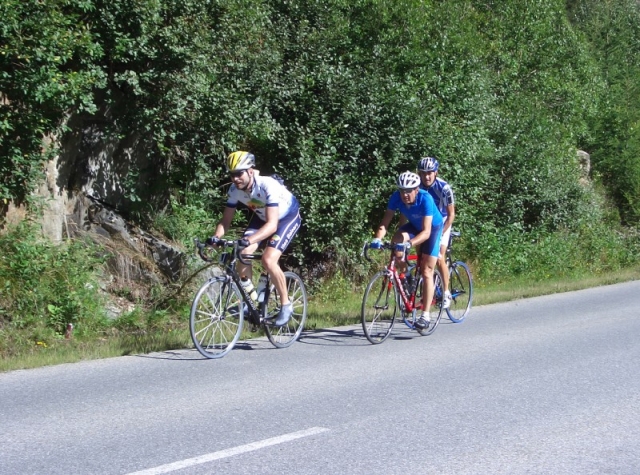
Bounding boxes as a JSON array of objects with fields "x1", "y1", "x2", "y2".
[
  {"x1": 420, "y1": 177, "x2": 454, "y2": 218},
  {"x1": 387, "y1": 189, "x2": 443, "y2": 230}
]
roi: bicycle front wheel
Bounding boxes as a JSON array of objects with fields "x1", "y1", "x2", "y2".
[
  {"x1": 361, "y1": 271, "x2": 398, "y2": 344},
  {"x1": 189, "y1": 277, "x2": 244, "y2": 359},
  {"x1": 264, "y1": 271, "x2": 308, "y2": 348},
  {"x1": 415, "y1": 270, "x2": 444, "y2": 336},
  {"x1": 447, "y1": 261, "x2": 473, "y2": 323}
]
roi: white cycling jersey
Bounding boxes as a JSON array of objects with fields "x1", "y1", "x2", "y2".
[
  {"x1": 226, "y1": 172, "x2": 298, "y2": 221},
  {"x1": 421, "y1": 177, "x2": 454, "y2": 217}
]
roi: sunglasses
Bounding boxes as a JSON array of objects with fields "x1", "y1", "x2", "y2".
[
  {"x1": 399, "y1": 188, "x2": 417, "y2": 194},
  {"x1": 229, "y1": 170, "x2": 246, "y2": 178}
]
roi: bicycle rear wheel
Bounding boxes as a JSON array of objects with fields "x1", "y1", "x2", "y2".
[
  {"x1": 264, "y1": 271, "x2": 308, "y2": 348},
  {"x1": 361, "y1": 271, "x2": 398, "y2": 344},
  {"x1": 189, "y1": 277, "x2": 244, "y2": 359},
  {"x1": 414, "y1": 270, "x2": 444, "y2": 336},
  {"x1": 447, "y1": 261, "x2": 473, "y2": 323}
]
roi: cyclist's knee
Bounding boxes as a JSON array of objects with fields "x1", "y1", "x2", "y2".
[
  {"x1": 261, "y1": 248, "x2": 282, "y2": 270},
  {"x1": 421, "y1": 265, "x2": 434, "y2": 278},
  {"x1": 240, "y1": 242, "x2": 259, "y2": 255}
]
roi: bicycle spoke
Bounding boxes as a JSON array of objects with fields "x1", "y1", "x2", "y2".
[
  {"x1": 446, "y1": 262, "x2": 473, "y2": 323},
  {"x1": 414, "y1": 270, "x2": 443, "y2": 336},
  {"x1": 189, "y1": 278, "x2": 244, "y2": 359},
  {"x1": 264, "y1": 272, "x2": 308, "y2": 348},
  {"x1": 361, "y1": 272, "x2": 397, "y2": 344}
]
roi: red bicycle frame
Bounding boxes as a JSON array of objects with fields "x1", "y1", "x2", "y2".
[{"x1": 385, "y1": 251, "x2": 423, "y2": 313}]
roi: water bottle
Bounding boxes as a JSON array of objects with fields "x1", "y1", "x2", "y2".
[
  {"x1": 256, "y1": 273, "x2": 268, "y2": 303},
  {"x1": 240, "y1": 277, "x2": 257, "y2": 301}
]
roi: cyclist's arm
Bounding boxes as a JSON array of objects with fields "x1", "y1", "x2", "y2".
[
  {"x1": 374, "y1": 209, "x2": 395, "y2": 240},
  {"x1": 398, "y1": 214, "x2": 408, "y2": 226},
  {"x1": 410, "y1": 215, "x2": 433, "y2": 247},
  {"x1": 214, "y1": 206, "x2": 236, "y2": 238},
  {"x1": 443, "y1": 203, "x2": 455, "y2": 233},
  {"x1": 245, "y1": 204, "x2": 279, "y2": 245}
]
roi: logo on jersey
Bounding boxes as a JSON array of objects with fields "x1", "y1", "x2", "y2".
[
  {"x1": 269, "y1": 234, "x2": 281, "y2": 246},
  {"x1": 247, "y1": 198, "x2": 265, "y2": 211}
]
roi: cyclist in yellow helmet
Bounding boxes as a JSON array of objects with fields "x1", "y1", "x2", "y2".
[{"x1": 207, "y1": 151, "x2": 301, "y2": 326}]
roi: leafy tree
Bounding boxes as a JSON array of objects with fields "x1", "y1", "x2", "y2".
[
  {"x1": 0, "y1": 0, "x2": 105, "y2": 203},
  {"x1": 1, "y1": 0, "x2": 638, "y2": 277},
  {"x1": 568, "y1": 0, "x2": 640, "y2": 224}
]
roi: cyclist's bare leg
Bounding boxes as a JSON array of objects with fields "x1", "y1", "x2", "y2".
[
  {"x1": 438, "y1": 244, "x2": 449, "y2": 293},
  {"x1": 236, "y1": 242, "x2": 259, "y2": 280},
  {"x1": 262, "y1": 247, "x2": 289, "y2": 306},
  {"x1": 391, "y1": 230, "x2": 411, "y2": 274},
  {"x1": 419, "y1": 253, "x2": 438, "y2": 314}
]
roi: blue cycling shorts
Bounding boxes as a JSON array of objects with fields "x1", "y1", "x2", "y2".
[
  {"x1": 399, "y1": 222, "x2": 443, "y2": 258},
  {"x1": 243, "y1": 206, "x2": 301, "y2": 253}
]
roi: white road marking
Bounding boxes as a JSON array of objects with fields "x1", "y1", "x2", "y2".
[{"x1": 124, "y1": 426, "x2": 330, "y2": 475}]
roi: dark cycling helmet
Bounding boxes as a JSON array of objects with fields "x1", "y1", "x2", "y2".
[
  {"x1": 418, "y1": 156, "x2": 439, "y2": 172},
  {"x1": 397, "y1": 171, "x2": 421, "y2": 189},
  {"x1": 227, "y1": 151, "x2": 255, "y2": 172}
]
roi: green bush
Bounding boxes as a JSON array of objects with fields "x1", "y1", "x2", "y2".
[
  {"x1": 1, "y1": 0, "x2": 639, "y2": 281},
  {"x1": 469, "y1": 220, "x2": 640, "y2": 284},
  {"x1": 0, "y1": 0, "x2": 105, "y2": 203},
  {"x1": 569, "y1": 0, "x2": 640, "y2": 224},
  {"x1": 0, "y1": 222, "x2": 107, "y2": 354}
]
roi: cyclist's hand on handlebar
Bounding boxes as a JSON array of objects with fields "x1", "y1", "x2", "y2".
[
  {"x1": 369, "y1": 238, "x2": 383, "y2": 249},
  {"x1": 394, "y1": 242, "x2": 411, "y2": 252},
  {"x1": 205, "y1": 236, "x2": 221, "y2": 247},
  {"x1": 237, "y1": 238, "x2": 251, "y2": 249}
]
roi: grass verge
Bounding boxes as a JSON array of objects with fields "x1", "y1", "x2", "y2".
[
  {"x1": 473, "y1": 266, "x2": 640, "y2": 306},
  {"x1": 1, "y1": 266, "x2": 638, "y2": 373}
]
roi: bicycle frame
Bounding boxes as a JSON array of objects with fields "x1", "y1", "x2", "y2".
[
  {"x1": 444, "y1": 232, "x2": 455, "y2": 268},
  {"x1": 362, "y1": 241, "x2": 444, "y2": 342},
  {"x1": 191, "y1": 238, "x2": 309, "y2": 358},
  {"x1": 197, "y1": 239, "x2": 269, "y2": 326},
  {"x1": 372, "y1": 244, "x2": 423, "y2": 314},
  {"x1": 443, "y1": 231, "x2": 465, "y2": 300}
]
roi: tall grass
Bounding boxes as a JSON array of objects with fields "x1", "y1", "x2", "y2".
[{"x1": 0, "y1": 222, "x2": 109, "y2": 359}]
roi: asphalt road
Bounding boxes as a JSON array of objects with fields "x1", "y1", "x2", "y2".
[{"x1": 1, "y1": 280, "x2": 639, "y2": 475}]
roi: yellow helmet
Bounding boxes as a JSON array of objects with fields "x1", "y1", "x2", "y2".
[{"x1": 226, "y1": 151, "x2": 255, "y2": 172}]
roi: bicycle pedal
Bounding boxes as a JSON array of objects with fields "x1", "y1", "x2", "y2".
[
  {"x1": 260, "y1": 316, "x2": 275, "y2": 326},
  {"x1": 262, "y1": 317, "x2": 279, "y2": 326}
]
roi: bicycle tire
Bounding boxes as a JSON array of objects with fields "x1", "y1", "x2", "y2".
[
  {"x1": 446, "y1": 261, "x2": 473, "y2": 323},
  {"x1": 415, "y1": 269, "x2": 444, "y2": 336},
  {"x1": 402, "y1": 275, "x2": 421, "y2": 330},
  {"x1": 189, "y1": 277, "x2": 244, "y2": 359},
  {"x1": 264, "y1": 271, "x2": 308, "y2": 348},
  {"x1": 361, "y1": 271, "x2": 397, "y2": 344}
]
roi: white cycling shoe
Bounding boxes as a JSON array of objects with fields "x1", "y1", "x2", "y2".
[
  {"x1": 274, "y1": 303, "x2": 293, "y2": 326},
  {"x1": 443, "y1": 291, "x2": 452, "y2": 309}
]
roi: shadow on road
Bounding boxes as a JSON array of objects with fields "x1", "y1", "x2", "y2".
[
  {"x1": 298, "y1": 326, "x2": 370, "y2": 347},
  {"x1": 135, "y1": 317, "x2": 460, "y2": 361},
  {"x1": 134, "y1": 337, "x2": 275, "y2": 361}
]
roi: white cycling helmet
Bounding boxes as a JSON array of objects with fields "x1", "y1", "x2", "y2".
[
  {"x1": 397, "y1": 171, "x2": 421, "y2": 190},
  {"x1": 226, "y1": 151, "x2": 255, "y2": 172},
  {"x1": 418, "y1": 156, "x2": 439, "y2": 172}
]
